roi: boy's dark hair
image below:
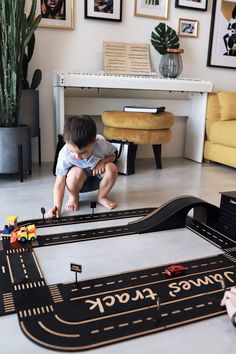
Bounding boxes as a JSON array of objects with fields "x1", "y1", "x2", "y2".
[{"x1": 63, "y1": 115, "x2": 97, "y2": 149}]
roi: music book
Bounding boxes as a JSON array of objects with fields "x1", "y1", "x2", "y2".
[{"x1": 123, "y1": 106, "x2": 166, "y2": 114}]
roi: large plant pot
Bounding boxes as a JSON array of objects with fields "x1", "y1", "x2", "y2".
[
  {"x1": 18, "y1": 90, "x2": 39, "y2": 137},
  {"x1": 18, "y1": 89, "x2": 41, "y2": 165},
  {"x1": 0, "y1": 126, "x2": 32, "y2": 179}
]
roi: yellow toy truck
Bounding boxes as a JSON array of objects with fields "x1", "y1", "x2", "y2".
[{"x1": 11, "y1": 224, "x2": 37, "y2": 243}]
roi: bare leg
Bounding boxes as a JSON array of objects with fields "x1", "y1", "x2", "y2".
[
  {"x1": 97, "y1": 162, "x2": 118, "y2": 210},
  {"x1": 66, "y1": 167, "x2": 86, "y2": 211}
]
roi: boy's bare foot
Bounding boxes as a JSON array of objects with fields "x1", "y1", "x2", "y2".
[
  {"x1": 66, "y1": 197, "x2": 79, "y2": 211},
  {"x1": 98, "y1": 197, "x2": 117, "y2": 210}
]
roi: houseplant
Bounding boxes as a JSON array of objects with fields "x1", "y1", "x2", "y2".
[
  {"x1": 151, "y1": 22, "x2": 184, "y2": 78},
  {"x1": 0, "y1": 0, "x2": 41, "y2": 179}
]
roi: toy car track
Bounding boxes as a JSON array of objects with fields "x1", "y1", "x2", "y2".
[
  {"x1": 2, "y1": 252, "x2": 236, "y2": 351},
  {"x1": 186, "y1": 218, "x2": 236, "y2": 251},
  {"x1": 1, "y1": 195, "x2": 236, "y2": 351},
  {"x1": 18, "y1": 207, "x2": 156, "y2": 228},
  {"x1": 35, "y1": 225, "x2": 136, "y2": 248}
]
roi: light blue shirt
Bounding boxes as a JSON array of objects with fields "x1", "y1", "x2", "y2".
[{"x1": 56, "y1": 135, "x2": 116, "y2": 176}]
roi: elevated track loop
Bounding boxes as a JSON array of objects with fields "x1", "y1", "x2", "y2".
[{"x1": 129, "y1": 196, "x2": 219, "y2": 234}]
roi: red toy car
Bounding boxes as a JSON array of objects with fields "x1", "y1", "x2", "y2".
[{"x1": 164, "y1": 264, "x2": 186, "y2": 277}]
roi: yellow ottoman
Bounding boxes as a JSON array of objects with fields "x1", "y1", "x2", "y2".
[{"x1": 102, "y1": 111, "x2": 175, "y2": 169}]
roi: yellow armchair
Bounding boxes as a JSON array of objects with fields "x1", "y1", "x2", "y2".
[{"x1": 204, "y1": 92, "x2": 236, "y2": 168}]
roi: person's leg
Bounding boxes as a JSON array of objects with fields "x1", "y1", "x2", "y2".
[
  {"x1": 97, "y1": 162, "x2": 118, "y2": 209},
  {"x1": 66, "y1": 167, "x2": 86, "y2": 211}
]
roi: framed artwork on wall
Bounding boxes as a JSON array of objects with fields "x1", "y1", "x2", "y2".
[
  {"x1": 178, "y1": 18, "x2": 199, "y2": 38},
  {"x1": 85, "y1": 0, "x2": 122, "y2": 22},
  {"x1": 175, "y1": 0, "x2": 208, "y2": 11},
  {"x1": 207, "y1": 0, "x2": 236, "y2": 69},
  {"x1": 37, "y1": 0, "x2": 74, "y2": 29},
  {"x1": 134, "y1": 0, "x2": 169, "y2": 20}
]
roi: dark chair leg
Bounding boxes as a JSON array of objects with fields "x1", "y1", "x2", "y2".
[
  {"x1": 129, "y1": 144, "x2": 138, "y2": 175},
  {"x1": 38, "y1": 128, "x2": 41, "y2": 166},
  {"x1": 18, "y1": 144, "x2": 24, "y2": 182},
  {"x1": 28, "y1": 136, "x2": 32, "y2": 176},
  {"x1": 152, "y1": 144, "x2": 162, "y2": 169}
]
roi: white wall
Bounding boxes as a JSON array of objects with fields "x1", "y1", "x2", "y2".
[{"x1": 30, "y1": 0, "x2": 236, "y2": 162}]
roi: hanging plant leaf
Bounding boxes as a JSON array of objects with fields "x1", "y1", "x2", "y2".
[{"x1": 151, "y1": 22, "x2": 180, "y2": 55}]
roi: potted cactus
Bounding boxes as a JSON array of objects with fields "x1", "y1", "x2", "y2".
[
  {"x1": 0, "y1": 0, "x2": 41, "y2": 180},
  {"x1": 151, "y1": 22, "x2": 184, "y2": 78}
]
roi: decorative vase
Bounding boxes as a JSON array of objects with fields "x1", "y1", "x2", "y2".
[{"x1": 159, "y1": 48, "x2": 184, "y2": 78}]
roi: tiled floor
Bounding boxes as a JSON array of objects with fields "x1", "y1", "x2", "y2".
[
  {"x1": 1, "y1": 157, "x2": 235, "y2": 224},
  {"x1": 0, "y1": 158, "x2": 236, "y2": 354}
]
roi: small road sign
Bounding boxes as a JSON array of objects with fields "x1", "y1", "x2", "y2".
[
  {"x1": 70, "y1": 263, "x2": 82, "y2": 283},
  {"x1": 70, "y1": 263, "x2": 82, "y2": 273}
]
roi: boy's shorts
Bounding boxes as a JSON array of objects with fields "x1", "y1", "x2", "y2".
[{"x1": 80, "y1": 173, "x2": 102, "y2": 193}]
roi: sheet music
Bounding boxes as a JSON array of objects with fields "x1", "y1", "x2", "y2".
[{"x1": 103, "y1": 41, "x2": 151, "y2": 75}]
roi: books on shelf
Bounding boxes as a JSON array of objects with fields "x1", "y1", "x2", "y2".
[{"x1": 123, "y1": 106, "x2": 166, "y2": 114}]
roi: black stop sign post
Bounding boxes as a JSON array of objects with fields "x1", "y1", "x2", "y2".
[{"x1": 70, "y1": 263, "x2": 82, "y2": 283}]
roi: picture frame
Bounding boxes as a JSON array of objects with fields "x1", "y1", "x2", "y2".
[
  {"x1": 207, "y1": 0, "x2": 236, "y2": 69},
  {"x1": 175, "y1": 0, "x2": 208, "y2": 11},
  {"x1": 178, "y1": 18, "x2": 199, "y2": 38},
  {"x1": 134, "y1": 0, "x2": 169, "y2": 20},
  {"x1": 85, "y1": 0, "x2": 122, "y2": 22},
  {"x1": 37, "y1": 0, "x2": 74, "y2": 29}
]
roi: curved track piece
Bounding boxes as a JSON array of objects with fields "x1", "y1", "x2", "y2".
[
  {"x1": 18, "y1": 253, "x2": 235, "y2": 351},
  {"x1": 129, "y1": 196, "x2": 220, "y2": 234}
]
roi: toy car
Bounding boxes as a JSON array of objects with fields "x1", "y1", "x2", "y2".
[
  {"x1": 0, "y1": 216, "x2": 18, "y2": 235},
  {"x1": 164, "y1": 264, "x2": 186, "y2": 277},
  {"x1": 11, "y1": 224, "x2": 37, "y2": 243},
  {"x1": 0, "y1": 225, "x2": 14, "y2": 235}
]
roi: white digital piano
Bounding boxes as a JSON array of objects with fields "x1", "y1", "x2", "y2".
[{"x1": 53, "y1": 72, "x2": 213, "y2": 163}]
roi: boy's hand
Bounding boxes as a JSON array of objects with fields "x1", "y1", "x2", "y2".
[
  {"x1": 93, "y1": 160, "x2": 106, "y2": 176},
  {"x1": 47, "y1": 207, "x2": 61, "y2": 218}
]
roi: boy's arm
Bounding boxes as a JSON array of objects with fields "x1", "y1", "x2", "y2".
[
  {"x1": 92, "y1": 153, "x2": 116, "y2": 176},
  {"x1": 48, "y1": 175, "x2": 66, "y2": 217},
  {"x1": 102, "y1": 153, "x2": 117, "y2": 164}
]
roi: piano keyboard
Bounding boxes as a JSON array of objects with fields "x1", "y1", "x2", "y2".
[
  {"x1": 67, "y1": 71, "x2": 203, "y2": 81},
  {"x1": 53, "y1": 71, "x2": 213, "y2": 93}
]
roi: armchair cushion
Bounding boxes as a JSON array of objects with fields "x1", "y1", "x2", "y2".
[
  {"x1": 218, "y1": 91, "x2": 236, "y2": 121},
  {"x1": 205, "y1": 93, "x2": 221, "y2": 138},
  {"x1": 209, "y1": 120, "x2": 236, "y2": 148}
]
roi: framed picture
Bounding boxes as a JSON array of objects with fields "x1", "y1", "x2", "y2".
[
  {"x1": 178, "y1": 18, "x2": 199, "y2": 37},
  {"x1": 134, "y1": 0, "x2": 169, "y2": 20},
  {"x1": 85, "y1": 0, "x2": 122, "y2": 22},
  {"x1": 37, "y1": 0, "x2": 74, "y2": 29},
  {"x1": 175, "y1": 0, "x2": 208, "y2": 11},
  {"x1": 207, "y1": 0, "x2": 236, "y2": 69}
]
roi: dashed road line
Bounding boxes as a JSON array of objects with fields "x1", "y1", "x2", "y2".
[{"x1": 88, "y1": 301, "x2": 214, "y2": 336}]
